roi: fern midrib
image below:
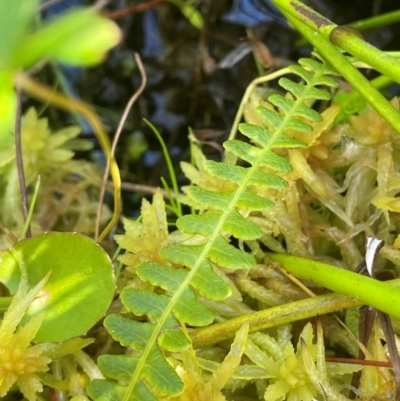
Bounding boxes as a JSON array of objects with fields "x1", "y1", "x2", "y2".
[{"x1": 122, "y1": 68, "x2": 327, "y2": 401}]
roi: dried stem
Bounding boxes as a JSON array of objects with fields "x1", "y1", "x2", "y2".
[
  {"x1": 14, "y1": 84, "x2": 32, "y2": 238},
  {"x1": 95, "y1": 53, "x2": 147, "y2": 240},
  {"x1": 16, "y1": 72, "x2": 121, "y2": 243}
]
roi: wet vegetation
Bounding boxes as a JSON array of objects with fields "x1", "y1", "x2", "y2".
[{"x1": 1, "y1": 0, "x2": 400, "y2": 400}]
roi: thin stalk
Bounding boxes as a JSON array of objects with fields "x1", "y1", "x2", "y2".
[
  {"x1": 16, "y1": 72, "x2": 121, "y2": 243},
  {"x1": 190, "y1": 277, "x2": 400, "y2": 348},
  {"x1": 160, "y1": 176, "x2": 179, "y2": 215},
  {"x1": 284, "y1": 10, "x2": 400, "y2": 136},
  {"x1": 224, "y1": 67, "x2": 291, "y2": 164},
  {"x1": 272, "y1": 0, "x2": 400, "y2": 84},
  {"x1": 95, "y1": 53, "x2": 146, "y2": 240},
  {"x1": 21, "y1": 176, "x2": 40, "y2": 239},
  {"x1": 143, "y1": 119, "x2": 182, "y2": 217},
  {"x1": 14, "y1": 83, "x2": 31, "y2": 238},
  {"x1": 351, "y1": 9, "x2": 400, "y2": 31},
  {"x1": 296, "y1": 9, "x2": 400, "y2": 46}
]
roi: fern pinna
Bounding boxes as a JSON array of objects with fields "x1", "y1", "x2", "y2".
[{"x1": 86, "y1": 58, "x2": 338, "y2": 401}]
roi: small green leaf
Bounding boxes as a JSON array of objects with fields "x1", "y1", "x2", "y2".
[
  {"x1": 121, "y1": 289, "x2": 178, "y2": 327},
  {"x1": 223, "y1": 210, "x2": 263, "y2": 239},
  {"x1": 345, "y1": 307, "x2": 360, "y2": 338},
  {"x1": 176, "y1": 213, "x2": 218, "y2": 237},
  {"x1": 158, "y1": 329, "x2": 191, "y2": 352},
  {"x1": 258, "y1": 105, "x2": 313, "y2": 132},
  {"x1": 137, "y1": 262, "x2": 187, "y2": 292},
  {"x1": 289, "y1": 65, "x2": 313, "y2": 82},
  {"x1": 140, "y1": 258, "x2": 231, "y2": 300},
  {"x1": 256, "y1": 107, "x2": 284, "y2": 127},
  {"x1": 104, "y1": 314, "x2": 153, "y2": 350},
  {"x1": 204, "y1": 161, "x2": 287, "y2": 189},
  {"x1": 177, "y1": 211, "x2": 262, "y2": 240},
  {"x1": 98, "y1": 354, "x2": 138, "y2": 381},
  {"x1": 144, "y1": 347, "x2": 183, "y2": 395},
  {"x1": 188, "y1": 186, "x2": 274, "y2": 210},
  {"x1": 268, "y1": 94, "x2": 323, "y2": 121},
  {"x1": 279, "y1": 78, "x2": 331, "y2": 100},
  {"x1": 174, "y1": 289, "x2": 214, "y2": 326},
  {"x1": 15, "y1": 8, "x2": 121, "y2": 68},
  {"x1": 237, "y1": 189, "x2": 275, "y2": 210},
  {"x1": 0, "y1": 232, "x2": 115, "y2": 342},
  {"x1": 238, "y1": 123, "x2": 307, "y2": 148},
  {"x1": 0, "y1": 0, "x2": 39, "y2": 69},
  {"x1": 223, "y1": 140, "x2": 293, "y2": 173},
  {"x1": 87, "y1": 379, "x2": 156, "y2": 401},
  {"x1": 191, "y1": 261, "x2": 232, "y2": 299},
  {"x1": 210, "y1": 236, "x2": 256, "y2": 269}
]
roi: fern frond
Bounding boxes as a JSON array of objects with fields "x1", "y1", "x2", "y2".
[{"x1": 88, "y1": 57, "x2": 339, "y2": 401}]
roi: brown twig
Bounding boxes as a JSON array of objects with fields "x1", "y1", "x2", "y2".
[
  {"x1": 325, "y1": 356, "x2": 392, "y2": 368},
  {"x1": 14, "y1": 84, "x2": 32, "y2": 238},
  {"x1": 112, "y1": 181, "x2": 168, "y2": 197},
  {"x1": 105, "y1": 0, "x2": 165, "y2": 20},
  {"x1": 95, "y1": 53, "x2": 147, "y2": 240}
]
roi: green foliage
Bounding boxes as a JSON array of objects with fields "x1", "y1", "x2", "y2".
[
  {"x1": 0, "y1": 0, "x2": 120, "y2": 144},
  {"x1": 2, "y1": 1, "x2": 400, "y2": 400},
  {"x1": 0, "y1": 247, "x2": 94, "y2": 400},
  {"x1": 88, "y1": 57, "x2": 340, "y2": 401},
  {"x1": 0, "y1": 232, "x2": 115, "y2": 342}
]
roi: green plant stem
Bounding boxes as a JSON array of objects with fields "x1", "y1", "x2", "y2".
[
  {"x1": 143, "y1": 118, "x2": 182, "y2": 217},
  {"x1": 351, "y1": 9, "x2": 400, "y2": 31},
  {"x1": 296, "y1": 9, "x2": 400, "y2": 46},
  {"x1": 280, "y1": 8, "x2": 400, "y2": 136},
  {"x1": 16, "y1": 73, "x2": 121, "y2": 243},
  {"x1": 272, "y1": 0, "x2": 400, "y2": 85},
  {"x1": 224, "y1": 67, "x2": 291, "y2": 164},
  {"x1": 22, "y1": 176, "x2": 40, "y2": 239},
  {"x1": 246, "y1": 28, "x2": 266, "y2": 78},
  {"x1": 14, "y1": 83, "x2": 31, "y2": 238},
  {"x1": 268, "y1": 253, "x2": 400, "y2": 318},
  {"x1": 190, "y1": 276, "x2": 400, "y2": 349}
]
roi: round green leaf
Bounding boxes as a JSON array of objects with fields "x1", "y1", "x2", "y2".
[{"x1": 0, "y1": 232, "x2": 115, "y2": 342}]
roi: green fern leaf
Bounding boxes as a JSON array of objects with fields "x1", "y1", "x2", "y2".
[
  {"x1": 158, "y1": 329, "x2": 191, "y2": 352},
  {"x1": 122, "y1": 290, "x2": 191, "y2": 351},
  {"x1": 258, "y1": 106, "x2": 314, "y2": 132},
  {"x1": 209, "y1": 236, "x2": 256, "y2": 268},
  {"x1": 268, "y1": 94, "x2": 322, "y2": 121},
  {"x1": 256, "y1": 106, "x2": 313, "y2": 132},
  {"x1": 223, "y1": 140, "x2": 293, "y2": 172},
  {"x1": 137, "y1": 260, "x2": 229, "y2": 300},
  {"x1": 136, "y1": 261, "x2": 230, "y2": 300},
  {"x1": 204, "y1": 160, "x2": 288, "y2": 188},
  {"x1": 238, "y1": 123, "x2": 307, "y2": 148},
  {"x1": 177, "y1": 211, "x2": 262, "y2": 239},
  {"x1": 188, "y1": 186, "x2": 274, "y2": 210},
  {"x1": 97, "y1": 355, "x2": 138, "y2": 382},
  {"x1": 91, "y1": 56, "x2": 340, "y2": 401},
  {"x1": 172, "y1": 290, "x2": 214, "y2": 325},
  {"x1": 104, "y1": 315, "x2": 184, "y2": 394},
  {"x1": 87, "y1": 378, "x2": 156, "y2": 401},
  {"x1": 104, "y1": 315, "x2": 155, "y2": 350},
  {"x1": 279, "y1": 78, "x2": 331, "y2": 100},
  {"x1": 163, "y1": 241, "x2": 255, "y2": 270}
]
